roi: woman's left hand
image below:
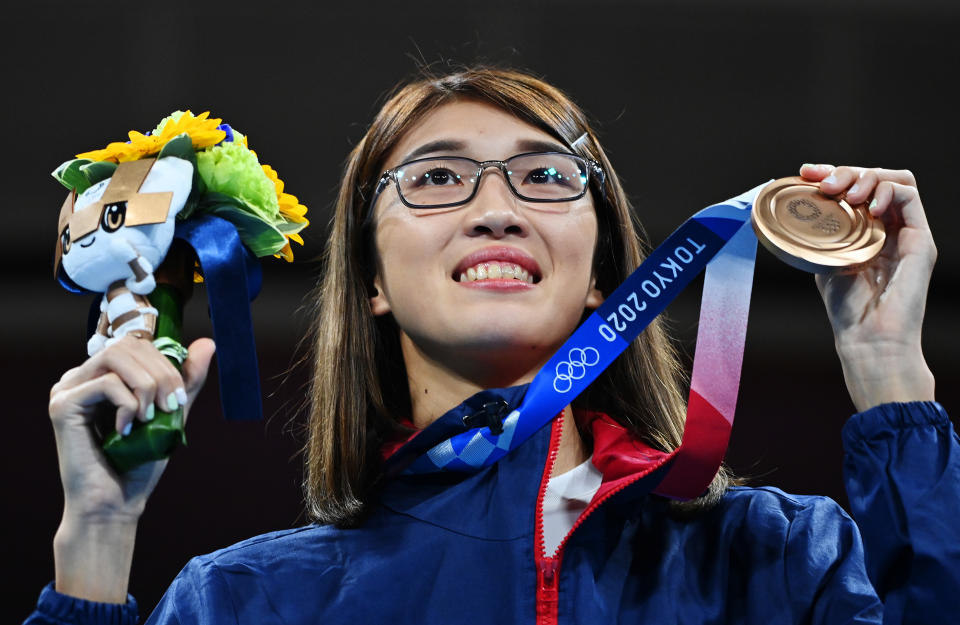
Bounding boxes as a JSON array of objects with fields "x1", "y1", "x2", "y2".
[{"x1": 798, "y1": 163, "x2": 937, "y2": 413}]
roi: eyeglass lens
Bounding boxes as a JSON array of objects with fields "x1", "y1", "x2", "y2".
[{"x1": 395, "y1": 153, "x2": 589, "y2": 207}]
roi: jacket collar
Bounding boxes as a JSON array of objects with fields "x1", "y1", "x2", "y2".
[{"x1": 381, "y1": 385, "x2": 673, "y2": 508}]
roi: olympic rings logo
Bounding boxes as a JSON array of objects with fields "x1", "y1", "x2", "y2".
[{"x1": 552, "y1": 347, "x2": 601, "y2": 393}]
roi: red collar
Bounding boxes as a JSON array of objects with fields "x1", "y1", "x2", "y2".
[{"x1": 381, "y1": 410, "x2": 669, "y2": 486}]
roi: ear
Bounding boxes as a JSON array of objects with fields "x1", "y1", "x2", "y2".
[
  {"x1": 369, "y1": 276, "x2": 392, "y2": 316},
  {"x1": 584, "y1": 276, "x2": 604, "y2": 310}
]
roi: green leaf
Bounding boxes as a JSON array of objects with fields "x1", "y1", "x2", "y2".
[
  {"x1": 158, "y1": 141, "x2": 204, "y2": 221},
  {"x1": 157, "y1": 133, "x2": 195, "y2": 161},
  {"x1": 276, "y1": 220, "x2": 307, "y2": 235},
  {"x1": 207, "y1": 202, "x2": 288, "y2": 256},
  {"x1": 79, "y1": 160, "x2": 118, "y2": 187},
  {"x1": 52, "y1": 159, "x2": 94, "y2": 193}
]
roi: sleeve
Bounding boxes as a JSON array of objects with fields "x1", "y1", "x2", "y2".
[
  {"x1": 842, "y1": 401, "x2": 960, "y2": 623},
  {"x1": 23, "y1": 556, "x2": 237, "y2": 625},
  {"x1": 22, "y1": 582, "x2": 138, "y2": 625},
  {"x1": 777, "y1": 493, "x2": 884, "y2": 624}
]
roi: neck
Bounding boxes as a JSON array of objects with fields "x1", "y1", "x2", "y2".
[
  {"x1": 400, "y1": 333, "x2": 589, "y2": 475},
  {"x1": 401, "y1": 333, "x2": 544, "y2": 428}
]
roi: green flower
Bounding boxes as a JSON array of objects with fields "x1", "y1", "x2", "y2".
[{"x1": 196, "y1": 142, "x2": 279, "y2": 222}]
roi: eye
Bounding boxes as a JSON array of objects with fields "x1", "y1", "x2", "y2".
[
  {"x1": 413, "y1": 167, "x2": 462, "y2": 187},
  {"x1": 101, "y1": 201, "x2": 127, "y2": 232},
  {"x1": 61, "y1": 226, "x2": 71, "y2": 254},
  {"x1": 524, "y1": 166, "x2": 570, "y2": 186}
]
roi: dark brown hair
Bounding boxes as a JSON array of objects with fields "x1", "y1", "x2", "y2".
[{"x1": 304, "y1": 67, "x2": 732, "y2": 526}]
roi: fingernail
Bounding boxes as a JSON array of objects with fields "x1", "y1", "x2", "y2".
[
  {"x1": 822, "y1": 174, "x2": 838, "y2": 185},
  {"x1": 848, "y1": 183, "x2": 860, "y2": 195},
  {"x1": 122, "y1": 422, "x2": 133, "y2": 437},
  {"x1": 175, "y1": 387, "x2": 188, "y2": 406},
  {"x1": 801, "y1": 163, "x2": 816, "y2": 169},
  {"x1": 868, "y1": 198, "x2": 878, "y2": 213},
  {"x1": 166, "y1": 392, "x2": 179, "y2": 412},
  {"x1": 146, "y1": 404, "x2": 155, "y2": 421}
]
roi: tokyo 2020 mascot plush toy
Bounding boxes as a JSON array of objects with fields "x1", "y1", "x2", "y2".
[{"x1": 52, "y1": 111, "x2": 309, "y2": 472}]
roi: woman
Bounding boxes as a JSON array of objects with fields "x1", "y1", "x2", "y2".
[{"x1": 28, "y1": 68, "x2": 955, "y2": 623}]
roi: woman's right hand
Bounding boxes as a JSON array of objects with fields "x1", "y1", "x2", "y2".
[{"x1": 48, "y1": 335, "x2": 215, "y2": 603}]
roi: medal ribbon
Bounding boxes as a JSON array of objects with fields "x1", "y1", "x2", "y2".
[{"x1": 397, "y1": 182, "x2": 767, "y2": 500}]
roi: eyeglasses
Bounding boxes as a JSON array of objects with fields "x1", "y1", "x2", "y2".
[{"x1": 371, "y1": 151, "x2": 605, "y2": 212}]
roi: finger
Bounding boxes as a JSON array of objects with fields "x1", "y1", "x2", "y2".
[
  {"x1": 63, "y1": 336, "x2": 184, "y2": 414},
  {"x1": 181, "y1": 339, "x2": 216, "y2": 423},
  {"x1": 844, "y1": 169, "x2": 880, "y2": 206},
  {"x1": 121, "y1": 337, "x2": 187, "y2": 413},
  {"x1": 819, "y1": 166, "x2": 917, "y2": 197},
  {"x1": 871, "y1": 180, "x2": 930, "y2": 232},
  {"x1": 817, "y1": 166, "x2": 861, "y2": 196},
  {"x1": 74, "y1": 343, "x2": 163, "y2": 425},
  {"x1": 52, "y1": 364, "x2": 87, "y2": 396},
  {"x1": 798, "y1": 163, "x2": 835, "y2": 181},
  {"x1": 50, "y1": 371, "x2": 140, "y2": 436},
  {"x1": 61, "y1": 337, "x2": 151, "y2": 389}
]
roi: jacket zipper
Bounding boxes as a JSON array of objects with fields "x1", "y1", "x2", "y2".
[
  {"x1": 534, "y1": 413, "x2": 564, "y2": 625},
  {"x1": 534, "y1": 412, "x2": 673, "y2": 624}
]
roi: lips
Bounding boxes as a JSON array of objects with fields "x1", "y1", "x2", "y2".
[{"x1": 452, "y1": 246, "x2": 542, "y2": 283}]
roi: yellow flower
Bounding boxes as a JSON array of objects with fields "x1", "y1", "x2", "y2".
[
  {"x1": 76, "y1": 111, "x2": 227, "y2": 163},
  {"x1": 262, "y1": 163, "x2": 309, "y2": 261}
]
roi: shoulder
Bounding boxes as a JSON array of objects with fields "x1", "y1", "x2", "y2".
[
  {"x1": 720, "y1": 484, "x2": 851, "y2": 521},
  {"x1": 704, "y1": 485, "x2": 868, "y2": 595},
  {"x1": 705, "y1": 487, "x2": 872, "y2": 600},
  {"x1": 187, "y1": 524, "x2": 346, "y2": 574},
  {"x1": 641, "y1": 485, "x2": 859, "y2": 560},
  {"x1": 161, "y1": 525, "x2": 353, "y2": 606},
  {"x1": 152, "y1": 524, "x2": 363, "y2": 622},
  {"x1": 714, "y1": 485, "x2": 858, "y2": 546}
]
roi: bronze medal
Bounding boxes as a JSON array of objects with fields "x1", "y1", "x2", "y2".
[{"x1": 751, "y1": 176, "x2": 885, "y2": 273}]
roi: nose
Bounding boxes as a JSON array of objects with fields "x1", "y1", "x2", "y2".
[{"x1": 462, "y1": 165, "x2": 527, "y2": 238}]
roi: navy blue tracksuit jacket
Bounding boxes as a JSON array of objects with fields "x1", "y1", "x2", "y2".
[{"x1": 27, "y1": 399, "x2": 960, "y2": 624}]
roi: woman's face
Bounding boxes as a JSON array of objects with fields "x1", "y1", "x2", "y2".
[{"x1": 369, "y1": 100, "x2": 603, "y2": 372}]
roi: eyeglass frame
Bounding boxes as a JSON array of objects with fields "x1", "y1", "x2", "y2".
[{"x1": 368, "y1": 151, "x2": 607, "y2": 214}]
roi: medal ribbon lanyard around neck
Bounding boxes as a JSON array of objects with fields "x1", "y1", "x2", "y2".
[{"x1": 403, "y1": 182, "x2": 768, "y2": 501}]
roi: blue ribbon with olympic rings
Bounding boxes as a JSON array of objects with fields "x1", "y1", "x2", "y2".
[{"x1": 392, "y1": 181, "x2": 769, "y2": 500}]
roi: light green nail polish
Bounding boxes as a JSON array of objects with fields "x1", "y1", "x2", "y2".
[
  {"x1": 167, "y1": 392, "x2": 179, "y2": 412},
  {"x1": 802, "y1": 163, "x2": 816, "y2": 169},
  {"x1": 869, "y1": 199, "x2": 878, "y2": 211},
  {"x1": 146, "y1": 404, "x2": 155, "y2": 421},
  {"x1": 122, "y1": 422, "x2": 133, "y2": 437}
]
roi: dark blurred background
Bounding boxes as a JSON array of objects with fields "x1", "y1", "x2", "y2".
[{"x1": 5, "y1": 0, "x2": 958, "y2": 619}]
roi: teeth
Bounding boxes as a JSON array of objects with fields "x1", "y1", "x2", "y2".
[{"x1": 458, "y1": 262, "x2": 535, "y2": 283}]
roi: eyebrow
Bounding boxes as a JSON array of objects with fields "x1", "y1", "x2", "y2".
[
  {"x1": 515, "y1": 139, "x2": 570, "y2": 154},
  {"x1": 399, "y1": 138, "x2": 572, "y2": 165},
  {"x1": 401, "y1": 140, "x2": 467, "y2": 164}
]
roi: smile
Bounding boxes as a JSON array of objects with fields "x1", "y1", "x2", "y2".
[
  {"x1": 452, "y1": 246, "x2": 543, "y2": 287},
  {"x1": 79, "y1": 236, "x2": 96, "y2": 248},
  {"x1": 459, "y1": 262, "x2": 534, "y2": 284}
]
